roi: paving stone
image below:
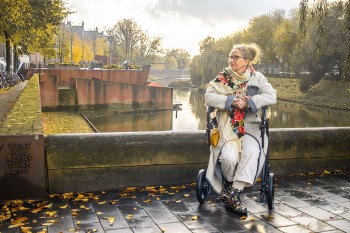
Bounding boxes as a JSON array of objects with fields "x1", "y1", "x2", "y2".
[
  {"x1": 310, "y1": 188, "x2": 350, "y2": 204},
  {"x1": 77, "y1": 222, "x2": 104, "y2": 232},
  {"x1": 278, "y1": 224, "x2": 313, "y2": 233},
  {"x1": 318, "y1": 202, "x2": 350, "y2": 220},
  {"x1": 243, "y1": 220, "x2": 283, "y2": 233},
  {"x1": 162, "y1": 199, "x2": 196, "y2": 214},
  {"x1": 275, "y1": 195, "x2": 311, "y2": 208},
  {"x1": 46, "y1": 218, "x2": 75, "y2": 232},
  {"x1": 105, "y1": 228, "x2": 133, "y2": 233},
  {"x1": 290, "y1": 214, "x2": 336, "y2": 232},
  {"x1": 273, "y1": 203, "x2": 304, "y2": 218},
  {"x1": 244, "y1": 198, "x2": 269, "y2": 214},
  {"x1": 92, "y1": 203, "x2": 129, "y2": 230},
  {"x1": 297, "y1": 205, "x2": 341, "y2": 221},
  {"x1": 158, "y1": 222, "x2": 192, "y2": 233},
  {"x1": 255, "y1": 212, "x2": 296, "y2": 228},
  {"x1": 140, "y1": 201, "x2": 179, "y2": 224},
  {"x1": 326, "y1": 219, "x2": 350, "y2": 233},
  {"x1": 337, "y1": 201, "x2": 350, "y2": 209},
  {"x1": 69, "y1": 202, "x2": 100, "y2": 224},
  {"x1": 176, "y1": 213, "x2": 219, "y2": 231},
  {"x1": 192, "y1": 202, "x2": 224, "y2": 218},
  {"x1": 118, "y1": 203, "x2": 160, "y2": 231},
  {"x1": 206, "y1": 216, "x2": 250, "y2": 233}
]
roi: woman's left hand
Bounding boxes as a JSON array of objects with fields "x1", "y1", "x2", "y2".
[{"x1": 234, "y1": 98, "x2": 248, "y2": 110}]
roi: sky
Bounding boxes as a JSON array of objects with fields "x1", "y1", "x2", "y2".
[{"x1": 66, "y1": 0, "x2": 301, "y2": 57}]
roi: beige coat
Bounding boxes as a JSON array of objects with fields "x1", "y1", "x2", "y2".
[{"x1": 205, "y1": 71, "x2": 277, "y2": 194}]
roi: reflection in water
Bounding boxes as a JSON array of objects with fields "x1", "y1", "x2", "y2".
[
  {"x1": 89, "y1": 88, "x2": 350, "y2": 132},
  {"x1": 269, "y1": 102, "x2": 350, "y2": 128},
  {"x1": 90, "y1": 110, "x2": 172, "y2": 132}
]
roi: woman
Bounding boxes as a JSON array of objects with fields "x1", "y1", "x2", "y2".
[{"x1": 205, "y1": 43, "x2": 277, "y2": 214}]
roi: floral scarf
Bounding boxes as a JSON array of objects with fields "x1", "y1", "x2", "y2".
[{"x1": 212, "y1": 66, "x2": 255, "y2": 139}]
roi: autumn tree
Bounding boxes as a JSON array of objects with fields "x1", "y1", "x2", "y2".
[
  {"x1": 299, "y1": 0, "x2": 350, "y2": 80},
  {"x1": 109, "y1": 19, "x2": 143, "y2": 64},
  {"x1": 0, "y1": 0, "x2": 68, "y2": 72},
  {"x1": 165, "y1": 49, "x2": 191, "y2": 70},
  {"x1": 107, "y1": 18, "x2": 164, "y2": 66}
]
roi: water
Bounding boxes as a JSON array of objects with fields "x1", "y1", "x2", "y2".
[{"x1": 89, "y1": 88, "x2": 350, "y2": 132}]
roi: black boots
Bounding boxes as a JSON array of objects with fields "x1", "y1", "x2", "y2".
[
  {"x1": 221, "y1": 179, "x2": 248, "y2": 214},
  {"x1": 220, "y1": 179, "x2": 233, "y2": 202},
  {"x1": 225, "y1": 188, "x2": 248, "y2": 214}
]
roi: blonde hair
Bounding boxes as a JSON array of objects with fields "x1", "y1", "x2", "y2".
[{"x1": 230, "y1": 43, "x2": 262, "y2": 64}]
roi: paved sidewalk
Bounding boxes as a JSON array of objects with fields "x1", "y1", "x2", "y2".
[
  {"x1": 1, "y1": 171, "x2": 349, "y2": 233},
  {"x1": 0, "y1": 82, "x2": 27, "y2": 123}
]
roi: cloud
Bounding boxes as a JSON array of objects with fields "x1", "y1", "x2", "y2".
[
  {"x1": 148, "y1": 0, "x2": 300, "y2": 22},
  {"x1": 65, "y1": 0, "x2": 300, "y2": 56}
]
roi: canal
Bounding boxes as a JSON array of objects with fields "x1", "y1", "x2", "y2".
[{"x1": 88, "y1": 88, "x2": 350, "y2": 132}]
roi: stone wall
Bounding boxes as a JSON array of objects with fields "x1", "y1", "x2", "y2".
[
  {"x1": 45, "y1": 128, "x2": 350, "y2": 194},
  {"x1": 26, "y1": 65, "x2": 150, "y2": 87},
  {"x1": 37, "y1": 65, "x2": 172, "y2": 113}
]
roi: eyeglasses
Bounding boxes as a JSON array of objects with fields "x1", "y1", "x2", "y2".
[{"x1": 229, "y1": 55, "x2": 245, "y2": 61}]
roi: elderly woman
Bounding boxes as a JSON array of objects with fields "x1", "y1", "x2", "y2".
[{"x1": 205, "y1": 43, "x2": 277, "y2": 214}]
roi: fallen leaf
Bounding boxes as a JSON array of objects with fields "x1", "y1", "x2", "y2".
[
  {"x1": 44, "y1": 203, "x2": 53, "y2": 209},
  {"x1": 103, "y1": 216, "x2": 115, "y2": 225},
  {"x1": 96, "y1": 211, "x2": 103, "y2": 215},
  {"x1": 42, "y1": 223, "x2": 53, "y2": 226},
  {"x1": 59, "y1": 204, "x2": 68, "y2": 209},
  {"x1": 240, "y1": 216, "x2": 247, "y2": 220},
  {"x1": 80, "y1": 205, "x2": 91, "y2": 210},
  {"x1": 20, "y1": 226, "x2": 32, "y2": 233},
  {"x1": 46, "y1": 211, "x2": 57, "y2": 217},
  {"x1": 184, "y1": 194, "x2": 190, "y2": 197},
  {"x1": 47, "y1": 220, "x2": 59, "y2": 223},
  {"x1": 98, "y1": 201, "x2": 106, "y2": 204},
  {"x1": 191, "y1": 216, "x2": 198, "y2": 221}
]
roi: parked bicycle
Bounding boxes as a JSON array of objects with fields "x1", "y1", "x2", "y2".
[{"x1": 0, "y1": 71, "x2": 25, "y2": 90}]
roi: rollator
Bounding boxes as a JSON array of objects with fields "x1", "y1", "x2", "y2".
[{"x1": 196, "y1": 105, "x2": 275, "y2": 210}]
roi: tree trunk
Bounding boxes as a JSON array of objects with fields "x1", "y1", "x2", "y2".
[
  {"x1": 13, "y1": 45, "x2": 18, "y2": 72},
  {"x1": 4, "y1": 30, "x2": 11, "y2": 73}
]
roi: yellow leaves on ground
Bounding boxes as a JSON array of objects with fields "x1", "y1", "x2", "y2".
[
  {"x1": 125, "y1": 214, "x2": 134, "y2": 220},
  {"x1": 42, "y1": 112, "x2": 94, "y2": 135},
  {"x1": 59, "y1": 204, "x2": 68, "y2": 209},
  {"x1": 80, "y1": 205, "x2": 91, "y2": 210},
  {"x1": 20, "y1": 226, "x2": 32, "y2": 233},
  {"x1": 0, "y1": 184, "x2": 197, "y2": 231},
  {"x1": 191, "y1": 215, "x2": 198, "y2": 221},
  {"x1": 45, "y1": 211, "x2": 57, "y2": 217},
  {"x1": 103, "y1": 216, "x2": 115, "y2": 225},
  {"x1": 9, "y1": 217, "x2": 29, "y2": 228}
]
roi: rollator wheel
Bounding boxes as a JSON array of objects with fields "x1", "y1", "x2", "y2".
[
  {"x1": 196, "y1": 169, "x2": 211, "y2": 204},
  {"x1": 267, "y1": 172, "x2": 275, "y2": 210}
]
